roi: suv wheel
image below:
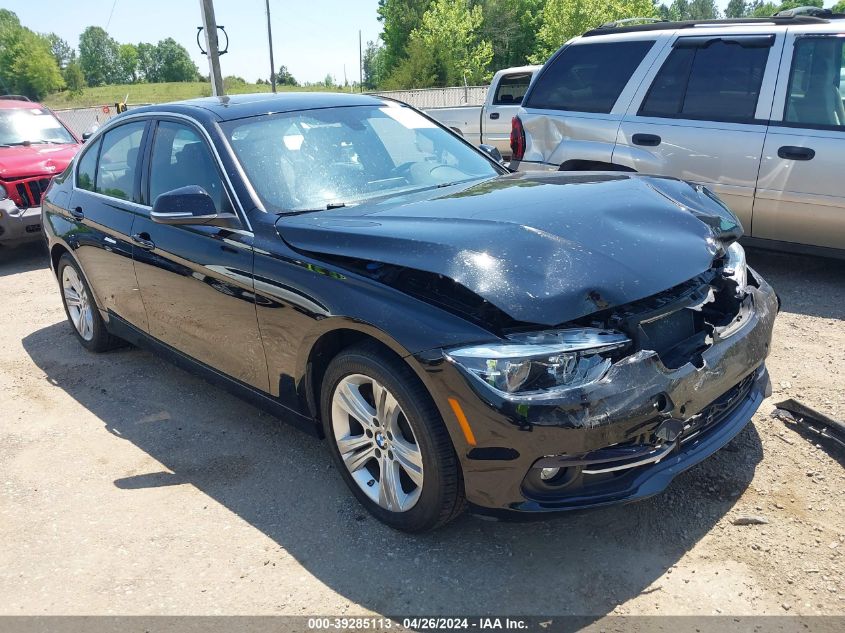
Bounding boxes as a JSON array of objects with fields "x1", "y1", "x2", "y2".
[{"x1": 321, "y1": 343, "x2": 465, "y2": 532}]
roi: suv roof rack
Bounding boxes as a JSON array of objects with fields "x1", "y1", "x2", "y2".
[
  {"x1": 583, "y1": 15, "x2": 831, "y2": 37},
  {"x1": 0, "y1": 95, "x2": 33, "y2": 102}
]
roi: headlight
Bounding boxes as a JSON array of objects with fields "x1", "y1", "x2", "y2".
[
  {"x1": 445, "y1": 328, "x2": 630, "y2": 396},
  {"x1": 723, "y1": 242, "x2": 747, "y2": 292}
]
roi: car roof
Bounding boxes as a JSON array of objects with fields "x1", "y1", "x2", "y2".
[
  {"x1": 582, "y1": 15, "x2": 843, "y2": 37},
  {"x1": 127, "y1": 92, "x2": 394, "y2": 122}
]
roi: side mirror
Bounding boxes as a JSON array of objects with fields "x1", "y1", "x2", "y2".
[
  {"x1": 151, "y1": 185, "x2": 239, "y2": 228},
  {"x1": 478, "y1": 144, "x2": 505, "y2": 165},
  {"x1": 81, "y1": 132, "x2": 92, "y2": 143}
]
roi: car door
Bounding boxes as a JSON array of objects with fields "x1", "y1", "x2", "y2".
[
  {"x1": 483, "y1": 70, "x2": 534, "y2": 157},
  {"x1": 131, "y1": 118, "x2": 269, "y2": 391},
  {"x1": 753, "y1": 30, "x2": 845, "y2": 250},
  {"x1": 67, "y1": 120, "x2": 150, "y2": 330},
  {"x1": 613, "y1": 32, "x2": 784, "y2": 233}
]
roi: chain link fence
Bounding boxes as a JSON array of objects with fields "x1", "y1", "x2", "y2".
[
  {"x1": 371, "y1": 86, "x2": 488, "y2": 109},
  {"x1": 53, "y1": 104, "x2": 150, "y2": 138},
  {"x1": 52, "y1": 86, "x2": 488, "y2": 137}
]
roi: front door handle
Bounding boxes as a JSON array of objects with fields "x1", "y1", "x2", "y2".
[
  {"x1": 131, "y1": 232, "x2": 155, "y2": 250},
  {"x1": 489, "y1": 112, "x2": 500, "y2": 120},
  {"x1": 777, "y1": 146, "x2": 815, "y2": 161},
  {"x1": 632, "y1": 133, "x2": 662, "y2": 147},
  {"x1": 70, "y1": 206, "x2": 84, "y2": 220}
]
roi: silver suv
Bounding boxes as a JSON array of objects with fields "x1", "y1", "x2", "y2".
[{"x1": 512, "y1": 15, "x2": 845, "y2": 257}]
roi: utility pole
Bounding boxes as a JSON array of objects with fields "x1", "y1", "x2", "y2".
[
  {"x1": 359, "y1": 30, "x2": 363, "y2": 93},
  {"x1": 265, "y1": 0, "x2": 276, "y2": 92},
  {"x1": 199, "y1": 0, "x2": 225, "y2": 97}
]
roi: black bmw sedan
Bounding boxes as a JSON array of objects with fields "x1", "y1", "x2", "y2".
[{"x1": 41, "y1": 93, "x2": 777, "y2": 532}]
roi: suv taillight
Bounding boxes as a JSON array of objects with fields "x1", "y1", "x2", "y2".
[{"x1": 510, "y1": 116, "x2": 525, "y2": 161}]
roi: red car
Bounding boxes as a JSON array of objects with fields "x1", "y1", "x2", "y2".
[{"x1": 0, "y1": 97, "x2": 80, "y2": 247}]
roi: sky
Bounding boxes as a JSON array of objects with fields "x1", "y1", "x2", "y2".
[
  {"x1": 4, "y1": 1, "x2": 808, "y2": 86},
  {"x1": 4, "y1": 0, "x2": 383, "y2": 85}
]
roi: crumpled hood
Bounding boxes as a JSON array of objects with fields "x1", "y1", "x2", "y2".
[
  {"x1": 276, "y1": 172, "x2": 742, "y2": 326},
  {"x1": 0, "y1": 143, "x2": 79, "y2": 179}
]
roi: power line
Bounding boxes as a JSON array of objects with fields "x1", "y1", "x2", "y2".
[{"x1": 105, "y1": 0, "x2": 119, "y2": 31}]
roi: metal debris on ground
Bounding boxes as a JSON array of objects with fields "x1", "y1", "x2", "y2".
[{"x1": 771, "y1": 398, "x2": 845, "y2": 451}]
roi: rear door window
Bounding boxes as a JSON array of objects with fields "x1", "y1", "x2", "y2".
[
  {"x1": 525, "y1": 41, "x2": 655, "y2": 113},
  {"x1": 95, "y1": 122, "x2": 146, "y2": 202},
  {"x1": 639, "y1": 38, "x2": 771, "y2": 122},
  {"x1": 784, "y1": 37, "x2": 845, "y2": 129},
  {"x1": 493, "y1": 72, "x2": 533, "y2": 105}
]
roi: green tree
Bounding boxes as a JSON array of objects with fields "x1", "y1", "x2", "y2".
[
  {"x1": 725, "y1": 0, "x2": 748, "y2": 17},
  {"x1": 404, "y1": 0, "x2": 493, "y2": 86},
  {"x1": 155, "y1": 38, "x2": 200, "y2": 82},
  {"x1": 533, "y1": 0, "x2": 658, "y2": 62},
  {"x1": 362, "y1": 40, "x2": 385, "y2": 89},
  {"x1": 0, "y1": 10, "x2": 64, "y2": 99},
  {"x1": 79, "y1": 26, "x2": 120, "y2": 86},
  {"x1": 118, "y1": 43, "x2": 139, "y2": 83},
  {"x1": 45, "y1": 33, "x2": 73, "y2": 69},
  {"x1": 136, "y1": 42, "x2": 160, "y2": 82},
  {"x1": 376, "y1": 0, "x2": 431, "y2": 79},
  {"x1": 381, "y1": 37, "x2": 448, "y2": 89},
  {"x1": 480, "y1": 0, "x2": 545, "y2": 70},
  {"x1": 275, "y1": 65, "x2": 298, "y2": 86},
  {"x1": 323, "y1": 73, "x2": 335, "y2": 88},
  {"x1": 63, "y1": 60, "x2": 85, "y2": 96},
  {"x1": 833, "y1": 1, "x2": 845, "y2": 13}
]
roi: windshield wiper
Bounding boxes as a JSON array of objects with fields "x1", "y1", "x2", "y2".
[{"x1": 276, "y1": 202, "x2": 348, "y2": 217}]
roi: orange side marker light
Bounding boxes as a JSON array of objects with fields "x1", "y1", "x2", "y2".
[{"x1": 447, "y1": 397, "x2": 477, "y2": 446}]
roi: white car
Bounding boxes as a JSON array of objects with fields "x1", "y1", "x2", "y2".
[{"x1": 424, "y1": 65, "x2": 540, "y2": 160}]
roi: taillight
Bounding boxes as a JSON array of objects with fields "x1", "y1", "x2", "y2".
[{"x1": 510, "y1": 116, "x2": 525, "y2": 161}]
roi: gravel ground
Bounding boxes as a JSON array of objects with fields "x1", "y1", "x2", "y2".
[{"x1": 0, "y1": 242, "x2": 842, "y2": 617}]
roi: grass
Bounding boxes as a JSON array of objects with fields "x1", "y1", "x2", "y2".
[{"x1": 43, "y1": 81, "x2": 345, "y2": 109}]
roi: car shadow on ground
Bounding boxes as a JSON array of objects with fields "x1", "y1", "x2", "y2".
[
  {"x1": 746, "y1": 248, "x2": 845, "y2": 321},
  {"x1": 0, "y1": 242, "x2": 48, "y2": 277},
  {"x1": 23, "y1": 320, "x2": 763, "y2": 616}
]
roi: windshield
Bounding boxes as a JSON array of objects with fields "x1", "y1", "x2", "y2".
[
  {"x1": 223, "y1": 103, "x2": 501, "y2": 212},
  {"x1": 0, "y1": 107, "x2": 76, "y2": 146}
]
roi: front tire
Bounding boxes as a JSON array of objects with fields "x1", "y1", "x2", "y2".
[
  {"x1": 321, "y1": 343, "x2": 465, "y2": 532},
  {"x1": 57, "y1": 253, "x2": 122, "y2": 352}
]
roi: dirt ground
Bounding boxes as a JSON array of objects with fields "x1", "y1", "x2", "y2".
[{"x1": 0, "y1": 241, "x2": 842, "y2": 618}]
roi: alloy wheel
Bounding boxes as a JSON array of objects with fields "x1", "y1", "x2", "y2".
[
  {"x1": 62, "y1": 265, "x2": 94, "y2": 341},
  {"x1": 331, "y1": 374, "x2": 424, "y2": 512}
]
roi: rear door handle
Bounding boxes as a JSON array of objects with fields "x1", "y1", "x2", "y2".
[
  {"x1": 489, "y1": 112, "x2": 500, "y2": 120},
  {"x1": 632, "y1": 133, "x2": 661, "y2": 147},
  {"x1": 131, "y1": 233, "x2": 155, "y2": 250},
  {"x1": 777, "y1": 146, "x2": 815, "y2": 161},
  {"x1": 70, "y1": 206, "x2": 84, "y2": 220}
]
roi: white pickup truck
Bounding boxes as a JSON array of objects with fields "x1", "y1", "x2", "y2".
[{"x1": 424, "y1": 65, "x2": 540, "y2": 160}]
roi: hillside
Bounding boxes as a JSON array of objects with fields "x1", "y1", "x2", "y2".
[{"x1": 43, "y1": 81, "x2": 343, "y2": 109}]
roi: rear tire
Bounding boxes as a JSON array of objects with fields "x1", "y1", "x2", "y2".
[
  {"x1": 57, "y1": 253, "x2": 122, "y2": 353},
  {"x1": 321, "y1": 342, "x2": 465, "y2": 532}
]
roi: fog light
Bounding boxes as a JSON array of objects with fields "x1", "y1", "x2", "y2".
[{"x1": 540, "y1": 467, "x2": 560, "y2": 480}]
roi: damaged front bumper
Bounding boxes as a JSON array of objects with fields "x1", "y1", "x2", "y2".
[
  {"x1": 415, "y1": 269, "x2": 778, "y2": 516},
  {"x1": 0, "y1": 199, "x2": 43, "y2": 245}
]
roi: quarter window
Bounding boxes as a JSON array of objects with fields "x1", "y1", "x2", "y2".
[
  {"x1": 525, "y1": 41, "x2": 655, "y2": 113},
  {"x1": 95, "y1": 122, "x2": 146, "y2": 202},
  {"x1": 785, "y1": 37, "x2": 845, "y2": 129},
  {"x1": 640, "y1": 40, "x2": 769, "y2": 122},
  {"x1": 149, "y1": 121, "x2": 231, "y2": 213},
  {"x1": 75, "y1": 138, "x2": 101, "y2": 192},
  {"x1": 493, "y1": 73, "x2": 533, "y2": 105}
]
